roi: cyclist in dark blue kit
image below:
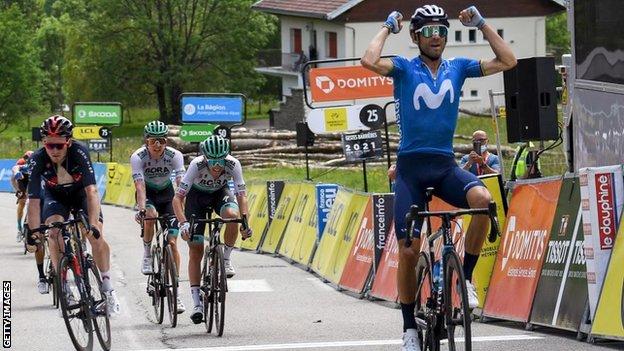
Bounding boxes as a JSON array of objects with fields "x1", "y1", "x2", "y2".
[
  {"x1": 26, "y1": 115, "x2": 120, "y2": 315},
  {"x1": 362, "y1": 5, "x2": 516, "y2": 350}
]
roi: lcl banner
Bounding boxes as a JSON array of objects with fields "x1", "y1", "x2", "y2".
[
  {"x1": 309, "y1": 66, "x2": 393, "y2": 103},
  {"x1": 579, "y1": 165, "x2": 624, "y2": 320}
]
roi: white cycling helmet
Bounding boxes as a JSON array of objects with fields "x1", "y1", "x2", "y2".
[{"x1": 410, "y1": 4, "x2": 450, "y2": 32}]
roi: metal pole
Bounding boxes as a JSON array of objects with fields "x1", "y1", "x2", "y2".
[
  {"x1": 488, "y1": 89, "x2": 506, "y2": 181},
  {"x1": 305, "y1": 142, "x2": 310, "y2": 181},
  {"x1": 109, "y1": 133, "x2": 113, "y2": 162},
  {"x1": 362, "y1": 159, "x2": 368, "y2": 192}
]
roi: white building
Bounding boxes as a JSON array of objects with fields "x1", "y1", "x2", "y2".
[{"x1": 253, "y1": 0, "x2": 565, "y2": 113}]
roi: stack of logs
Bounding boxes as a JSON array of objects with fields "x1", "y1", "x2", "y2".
[{"x1": 167, "y1": 125, "x2": 514, "y2": 169}]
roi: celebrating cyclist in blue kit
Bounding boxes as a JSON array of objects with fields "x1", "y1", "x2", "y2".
[{"x1": 361, "y1": 5, "x2": 516, "y2": 350}]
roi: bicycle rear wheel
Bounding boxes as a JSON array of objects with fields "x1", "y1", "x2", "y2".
[
  {"x1": 58, "y1": 255, "x2": 93, "y2": 351},
  {"x1": 86, "y1": 255, "x2": 111, "y2": 350},
  {"x1": 164, "y1": 245, "x2": 178, "y2": 327},
  {"x1": 202, "y1": 245, "x2": 214, "y2": 333},
  {"x1": 444, "y1": 251, "x2": 472, "y2": 351},
  {"x1": 415, "y1": 252, "x2": 440, "y2": 351},
  {"x1": 210, "y1": 245, "x2": 227, "y2": 336},
  {"x1": 150, "y1": 245, "x2": 165, "y2": 324}
]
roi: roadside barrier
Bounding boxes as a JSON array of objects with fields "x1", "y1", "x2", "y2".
[
  {"x1": 278, "y1": 183, "x2": 317, "y2": 261},
  {"x1": 236, "y1": 183, "x2": 269, "y2": 250},
  {"x1": 483, "y1": 176, "x2": 562, "y2": 322},
  {"x1": 368, "y1": 223, "x2": 399, "y2": 302},
  {"x1": 260, "y1": 182, "x2": 301, "y2": 254},
  {"x1": 529, "y1": 174, "x2": 587, "y2": 332}
]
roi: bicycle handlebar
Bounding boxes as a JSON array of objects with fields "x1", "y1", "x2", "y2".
[
  {"x1": 189, "y1": 214, "x2": 249, "y2": 240},
  {"x1": 28, "y1": 210, "x2": 100, "y2": 239},
  {"x1": 404, "y1": 201, "x2": 500, "y2": 247}
]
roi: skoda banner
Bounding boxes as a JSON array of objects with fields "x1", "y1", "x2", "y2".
[
  {"x1": 181, "y1": 94, "x2": 245, "y2": 124},
  {"x1": 73, "y1": 103, "x2": 122, "y2": 125},
  {"x1": 179, "y1": 124, "x2": 216, "y2": 142}
]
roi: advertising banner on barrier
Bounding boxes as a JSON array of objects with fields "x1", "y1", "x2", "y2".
[
  {"x1": 291, "y1": 206, "x2": 319, "y2": 267},
  {"x1": 0, "y1": 160, "x2": 16, "y2": 193},
  {"x1": 278, "y1": 183, "x2": 316, "y2": 259},
  {"x1": 483, "y1": 177, "x2": 562, "y2": 322},
  {"x1": 579, "y1": 165, "x2": 624, "y2": 320},
  {"x1": 591, "y1": 222, "x2": 624, "y2": 340},
  {"x1": 369, "y1": 223, "x2": 399, "y2": 302},
  {"x1": 103, "y1": 163, "x2": 122, "y2": 205},
  {"x1": 93, "y1": 163, "x2": 108, "y2": 201},
  {"x1": 260, "y1": 183, "x2": 301, "y2": 254},
  {"x1": 530, "y1": 175, "x2": 587, "y2": 331},
  {"x1": 236, "y1": 183, "x2": 268, "y2": 250},
  {"x1": 311, "y1": 188, "x2": 354, "y2": 279},
  {"x1": 325, "y1": 192, "x2": 369, "y2": 284},
  {"x1": 339, "y1": 197, "x2": 374, "y2": 293},
  {"x1": 372, "y1": 194, "x2": 394, "y2": 271},
  {"x1": 316, "y1": 183, "x2": 338, "y2": 240},
  {"x1": 309, "y1": 65, "x2": 393, "y2": 103},
  {"x1": 266, "y1": 180, "x2": 285, "y2": 225}
]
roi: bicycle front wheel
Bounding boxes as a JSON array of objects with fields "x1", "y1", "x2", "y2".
[
  {"x1": 210, "y1": 245, "x2": 227, "y2": 337},
  {"x1": 202, "y1": 245, "x2": 214, "y2": 333},
  {"x1": 59, "y1": 255, "x2": 93, "y2": 351},
  {"x1": 150, "y1": 245, "x2": 164, "y2": 324},
  {"x1": 444, "y1": 251, "x2": 472, "y2": 351},
  {"x1": 415, "y1": 252, "x2": 440, "y2": 351},
  {"x1": 164, "y1": 245, "x2": 178, "y2": 327},
  {"x1": 86, "y1": 256, "x2": 111, "y2": 350}
]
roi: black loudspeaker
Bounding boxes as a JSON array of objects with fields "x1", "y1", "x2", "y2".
[
  {"x1": 504, "y1": 57, "x2": 558, "y2": 143},
  {"x1": 296, "y1": 122, "x2": 315, "y2": 147}
]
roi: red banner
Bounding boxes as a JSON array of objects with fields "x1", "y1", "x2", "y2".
[
  {"x1": 369, "y1": 223, "x2": 399, "y2": 302},
  {"x1": 339, "y1": 198, "x2": 374, "y2": 293},
  {"x1": 483, "y1": 178, "x2": 562, "y2": 322},
  {"x1": 309, "y1": 66, "x2": 394, "y2": 103},
  {"x1": 594, "y1": 172, "x2": 618, "y2": 249}
]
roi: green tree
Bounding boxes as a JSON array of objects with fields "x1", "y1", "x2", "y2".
[
  {"x1": 0, "y1": 5, "x2": 41, "y2": 133},
  {"x1": 546, "y1": 11, "x2": 570, "y2": 63},
  {"x1": 37, "y1": 16, "x2": 66, "y2": 113},
  {"x1": 64, "y1": 0, "x2": 276, "y2": 123}
]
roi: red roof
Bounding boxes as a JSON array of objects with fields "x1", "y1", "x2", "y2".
[{"x1": 252, "y1": 0, "x2": 361, "y2": 19}]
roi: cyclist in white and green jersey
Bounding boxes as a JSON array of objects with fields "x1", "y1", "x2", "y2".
[{"x1": 131, "y1": 120, "x2": 186, "y2": 313}]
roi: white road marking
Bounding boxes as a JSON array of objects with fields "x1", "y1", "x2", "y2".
[
  {"x1": 228, "y1": 279, "x2": 273, "y2": 292},
  {"x1": 305, "y1": 277, "x2": 334, "y2": 291},
  {"x1": 134, "y1": 334, "x2": 544, "y2": 351}
]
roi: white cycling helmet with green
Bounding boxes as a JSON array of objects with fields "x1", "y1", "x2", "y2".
[
  {"x1": 144, "y1": 120, "x2": 169, "y2": 138},
  {"x1": 200, "y1": 135, "x2": 230, "y2": 159}
]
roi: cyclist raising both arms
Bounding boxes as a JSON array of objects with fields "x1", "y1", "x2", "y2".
[
  {"x1": 131, "y1": 120, "x2": 186, "y2": 313},
  {"x1": 26, "y1": 115, "x2": 121, "y2": 315},
  {"x1": 173, "y1": 135, "x2": 252, "y2": 324},
  {"x1": 361, "y1": 5, "x2": 516, "y2": 350}
]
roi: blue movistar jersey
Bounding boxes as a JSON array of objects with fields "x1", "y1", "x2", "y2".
[{"x1": 389, "y1": 56, "x2": 483, "y2": 156}]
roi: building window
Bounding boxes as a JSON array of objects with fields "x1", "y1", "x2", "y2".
[
  {"x1": 497, "y1": 29, "x2": 504, "y2": 39},
  {"x1": 468, "y1": 29, "x2": 476, "y2": 43},
  {"x1": 455, "y1": 30, "x2": 462, "y2": 42},
  {"x1": 326, "y1": 31, "x2": 337, "y2": 58},
  {"x1": 470, "y1": 90, "x2": 478, "y2": 97},
  {"x1": 290, "y1": 28, "x2": 302, "y2": 53}
]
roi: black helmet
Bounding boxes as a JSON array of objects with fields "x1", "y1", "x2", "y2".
[{"x1": 410, "y1": 5, "x2": 450, "y2": 32}]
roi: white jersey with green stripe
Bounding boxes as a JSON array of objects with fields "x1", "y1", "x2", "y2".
[
  {"x1": 130, "y1": 146, "x2": 185, "y2": 190},
  {"x1": 176, "y1": 155, "x2": 246, "y2": 196}
]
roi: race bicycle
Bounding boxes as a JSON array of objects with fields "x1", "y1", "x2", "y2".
[
  {"x1": 141, "y1": 214, "x2": 179, "y2": 327},
  {"x1": 29, "y1": 210, "x2": 111, "y2": 351},
  {"x1": 405, "y1": 187, "x2": 500, "y2": 351},
  {"x1": 189, "y1": 214, "x2": 248, "y2": 336}
]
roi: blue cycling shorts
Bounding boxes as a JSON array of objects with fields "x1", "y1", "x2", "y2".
[{"x1": 394, "y1": 153, "x2": 484, "y2": 241}]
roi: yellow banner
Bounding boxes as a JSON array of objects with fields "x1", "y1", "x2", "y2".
[
  {"x1": 278, "y1": 183, "x2": 317, "y2": 259},
  {"x1": 260, "y1": 183, "x2": 301, "y2": 253},
  {"x1": 111, "y1": 164, "x2": 134, "y2": 207},
  {"x1": 103, "y1": 162, "x2": 122, "y2": 205},
  {"x1": 591, "y1": 221, "x2": 624, "y2": 339},
  {"x1": 236, "y1": 183, "x2": 269, "y2": 250},
  {"x1": 311, "y1": 188, "x2": 355, "y2": 279},
  {"x1": 290, "y1": 205, "x2": 319, "y2": 267},
  {"x1": 325, "y1": 192, "x2": 370, "y2": 284},
  {"x1": 473, "y1": 174, "x2": 508, "y2": 308},
  {"x1": 73, "y1": 125, "x2": 101, "y2": 140}
]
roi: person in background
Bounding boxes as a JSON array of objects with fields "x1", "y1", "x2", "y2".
[{"x1": 459, "y1": 130, "x2": 500, "y2": 176}]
